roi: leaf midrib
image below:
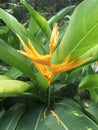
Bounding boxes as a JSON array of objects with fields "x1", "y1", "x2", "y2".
[
  {"x1": 6, "y1": 107, "x2": 21, "y2": 130},
  {"x1": 34, "y1": 106, "x2": 44, "y2": 130},
  {"x1": 60, "y1": 120, "x2": 69, "y2": 130},
  {"x1": 71, "y1": 22, "x2": 98, "y2": 53}
]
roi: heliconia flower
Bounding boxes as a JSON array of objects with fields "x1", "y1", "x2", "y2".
[
  {"x1": 17, "y1": 23, "x2": 91, "y2": 84},
  {"x1": 49, "y1": 23, "x2": 59, "y2": 56}
]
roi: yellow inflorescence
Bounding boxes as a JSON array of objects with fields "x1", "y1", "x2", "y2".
[{"x1": 17, "y1": 23, "x2": 90, "y2": 84}]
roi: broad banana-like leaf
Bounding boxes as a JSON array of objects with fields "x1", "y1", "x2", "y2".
[
  {"x1": 0, "y1": 39, "x2": 37, "y2": 83},
  {"x1": 79, "y1": 74, "x2": 98, "y2": 90},
  {"x1": 29, "y1": 18, "x2": 39, "y2": 37},
  {"x1": 80, "y1": 44, "x2": 98, "y2": 63},
  {"x1": 0, "y1": 8, "x2": 28, "y2": 43},
  {"x1": 0, "y1": 104, "x2": 26, "y2": 130},
  {"x1": 0, "y1": 7, "x2": 44, "y2": 54},
  {"x1": 83, "y1": 100, "x2": 98, "y2": 124},
  {"x1": 0, "y1": 9, "x2": 48, "y2": 88},
  {"x1": 13, "y1": 99, "x2": 98, "y2": 130},
  {"x1": 0, "y1": 75, "x2": 12, "y2": 80},
  {"x1": 16, "y1": 103, "x2": 46, "y2": 130},
  {"x1": 45, "y1": 99, "x2": 98, "y2": 130},
  {"x1": 0, "y1": 38, "x2": 47, "y2": 90},
  {"x1": 59, "y1": 22, "x2": 69, "y2": 43},
  {"x1": 22, "y1": 0, "x2": 51, "y2": 40},
  {"x1": 28, "y1": 18, "x2": 48, "y2": 54},
  {"x1": 52, "y1": 0, "x2": 98, "y2": 64},
  {"x1": 0, "y1": 79, "x2": 35, "y2": 97},
  {"x1": 28, "y1": 5, "x2": 74, "y2": 53}
]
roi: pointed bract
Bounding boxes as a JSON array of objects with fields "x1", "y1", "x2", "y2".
[{"x1": 17, "y1": 24, "x2": 91, "y2": 84}]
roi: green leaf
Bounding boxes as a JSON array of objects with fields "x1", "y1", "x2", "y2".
[
  {"x1": 0, "y1": 26, "x2": 9, "y2": 43},
  {"x1": 79, "y1": 74, "x2": 98, "y2": 103},
  {"x1": 45, "y1": 99, "x2": 98, "y2": 130},
  {"x1": 52, "y1": 0, "x2": 98, "y2": 64},
  {"x1": 5, "y1": 67, "x2": 23, "y2": 79},
  {"x1": 16, "y1": 102, "x2": 46, "y2": 130},
  {"x1": 80, "y1": 44, "x2": 98, "y2": 64},
  {"x1": 0, "y1": 104, "x2": 26, "y2": 130},
  {"x1": 0, "y1": 79, "x2": 34, "y2": 97},
  {"x1": 29, "y1": 18, "x2": 39, "y2": 37},
  {"x1": 0, "y1": 75, "x2": 12, "y2": 80},
  {"x1": 36, "y1": 72, "x2": 48, "y2": 90},
  {"x1": 79, "y1": 74, "x2": 98, "y2": 90},
  {"x1": 59, "y1": 21, "x2": 69, "y2": 42},
  {"x1": 48, "y1": 5, "x2": 75, "y2": 27},
  {"x1": 22, "y1": 0, "x2": 51, "y2": 39},
  {"x1": 0, "y1": 109, "x2": 5, "y2": 118},
  {"x1": 0, "y1": 8, "x2": 28, "y2": 43},
  {"x1": 2, "y1": 99, "x2": 98, "y2": 130},
  {"x1": 0, "y1": 26, "x2": 8, "y2": 34},
  {"x1": 89, "y1": 89, "x2": 98, "y2": 103},
  {"x1": 28, "y1": 18, "x2": 47, "y2": 54},
  {"x1": 0, "y1": 7, "x2": 45, "y2": 54},
  {"x1": 53, "y1": 83, "x2": 67, "y2": 93},
  {"x1": 0, "y1": 39, "x2": 37, "y2": 82},
  {"x1": 83, "y1": 100, "x2": 98, "y2": 124},
  {"x1": 67, "y1": 68, "x2": 82, "y2": 84},
  {"x1": 0, "y1": 9, "x2": 48, "y2": 87}
]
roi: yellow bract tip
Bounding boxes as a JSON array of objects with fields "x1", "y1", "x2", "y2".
[{"x1": 50, "y1": 110, "x2": 60, "y2": 125}]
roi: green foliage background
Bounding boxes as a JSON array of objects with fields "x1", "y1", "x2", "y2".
[{"x1": 0, "y1": 0, "x2": 98, "y2": 129}]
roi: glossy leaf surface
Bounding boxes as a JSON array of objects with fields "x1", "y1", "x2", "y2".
[
  {"x1": 52, "y1": 0, "x2": 98, "y2": 65},
  {"x1": 0, "y1": 79, "x2": 34, "y2": 97},
  {"x1": 0, "y1": 39, "x2": 37, "y2": 82},
  {"x1": 22, "y1": 0, "x2": 51, "y2": 40},
  {"x1": 0, "y1": 104, "x2": 26, "y2": 130}
]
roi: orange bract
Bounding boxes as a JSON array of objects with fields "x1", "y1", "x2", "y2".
[{"x1": 17, "y1": 23, "x2": 90, "y2": 84}]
